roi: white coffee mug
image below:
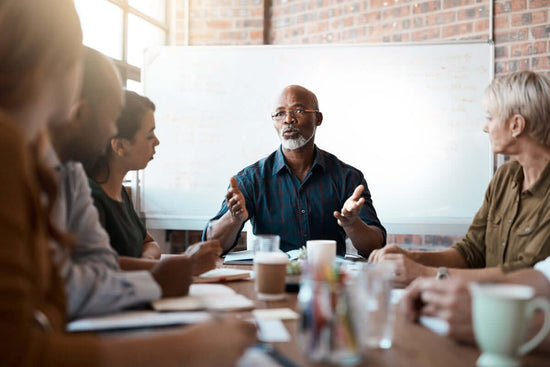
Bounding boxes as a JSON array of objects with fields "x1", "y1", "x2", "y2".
[
  {"x1": 306, "y1": 240, "x2": 336, "y2": 267},
  {"x1": 470, "y1": 283, "x2": 550, "y2": 367}
]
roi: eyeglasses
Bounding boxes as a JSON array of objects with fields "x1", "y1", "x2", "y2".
[{"x1": 271, "y1": 108, "x2": 319, "y2": 121}]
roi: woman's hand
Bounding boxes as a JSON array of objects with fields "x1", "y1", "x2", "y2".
[{"x1": 402, "y1": 277, "x2": 475, "y2": 343}]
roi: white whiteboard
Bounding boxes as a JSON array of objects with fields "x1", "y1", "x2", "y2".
[{"x1": 142, "y1": 42, "x2": 493, "y2": 235}]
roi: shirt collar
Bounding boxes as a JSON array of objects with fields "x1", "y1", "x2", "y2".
[
  {"x1": 272, "y1": 145, "x2": 326, "y2": 176},
  {"x1": 525, "y1": 160, "x2": 550, "y2": 198}
]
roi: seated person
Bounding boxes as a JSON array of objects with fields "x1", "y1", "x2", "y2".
[
  {"x1": 84, "y1": 90, "x2": 220, "y2": 271},
  {"x1": 48, "y1": 48, "x2": 221, "y2": 318},
  {"x1": 402, "y1": 257, "x2": 550, "y2": 352},
  {"x1": 85, "y1": 91, "x2": 161, "y2": 260},
  {"x1": 370, "y1": 71, "x2": 550, "y2": 287},
  {"x1": 205, "y1": 84, "x2": 386, "y2": 257},
  {"x1": 0, "y1": 1, "x2": 256, "y2": 365}
]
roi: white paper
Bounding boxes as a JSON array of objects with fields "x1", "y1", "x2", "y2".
[
  {"x1": 153, "y1": 284, "x2": 254, "y2": 312},
  {"x1": 194, "y1": 268, "x2": 252, "y2": 283},
  {"x1": 391, "y1": 289, "x2": 406, "y2": 305},
  {"x1": 419, "y1": 316, "x2": 450, "y2": 336},
  {"x1": 256, "y1": 319, "x2": 291, "y2": 343}
]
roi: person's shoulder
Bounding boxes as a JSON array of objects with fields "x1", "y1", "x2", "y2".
[
  {"x1": 318, "y1": 147, "x2": 364, "y2": 176},
  {"x1": 0, "y1": 112, "x2": 26, "y2": 157},
  {"x1": 236, "y1": 149, "x2": 278, "y2": 177},
  {"x1": 493, "y1": 160, "x2": 521, "y2": 178},
  {"x1": 60, "y1": 161, "x2": 87, "y2": 181},
  {"x1": 60, "y1": 161, "x2": 90, "y2": 190},
  {"x1": 87, "y1": 177, "x2": 105, "y2": 197}
]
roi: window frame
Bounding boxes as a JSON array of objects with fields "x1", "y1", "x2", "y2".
[{"x1": 103, "y1": 0, "x2": 170, "y2": 84}]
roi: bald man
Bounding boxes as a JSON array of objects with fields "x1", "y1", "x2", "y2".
[{"x1": 205, "y1": 85, "x2": 386, "y2": 257}]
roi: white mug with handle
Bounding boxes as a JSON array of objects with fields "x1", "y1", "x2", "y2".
[{"x1": 470, "y1": 283, "x2": 550, "y2": 367}]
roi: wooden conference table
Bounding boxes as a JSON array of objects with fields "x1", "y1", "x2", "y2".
[{"x1": 224, "y1": 264, "x2": 550, "y2": 367}]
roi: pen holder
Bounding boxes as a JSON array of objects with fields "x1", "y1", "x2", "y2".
[{"x1": 297, "y1": 276, "x2": 362, "y2": 365}]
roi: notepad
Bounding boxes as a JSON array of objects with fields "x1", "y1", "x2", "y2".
[
  {"x1": 223, "y1": 250, "x2": 255, "y2": 265},
  {"x1": 153, "y1": 283, "x2": 255, "y2": 312},
  {"x1": 223, "y1": 249, "x2": 303, "y2": 265},
  {"x1": 193, "y1": 268, "x2": 252, "y2": 283}
]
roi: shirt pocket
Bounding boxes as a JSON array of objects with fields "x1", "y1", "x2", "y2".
[{"x1": 512, "y1": 218, "x2": 540, "y2": 264}]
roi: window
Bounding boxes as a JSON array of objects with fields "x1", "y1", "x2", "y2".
[
  {"x1": 74, "y1": 0, "x2": 170, "y2": 206},
  {"x1": 74, "y1": 0, "x2": 169, "y2": 89}
]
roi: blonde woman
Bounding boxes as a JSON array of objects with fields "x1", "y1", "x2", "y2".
[{"x1": 370, "y1": 71, "x2": 550, "y2": 287}]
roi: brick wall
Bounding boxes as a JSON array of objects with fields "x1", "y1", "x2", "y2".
[
  {"x1": 170, "y1": 1, "x2": 550, "y2": 250},
  {"x1": 494, "y1": 0, "x2": 550, "y2": 74},
  {"x1": 175, "y1": 0, "x2": 550, "y2": 74},
  {"x1": 175, "y1": 0, "x2": 265, "y2": 45}
]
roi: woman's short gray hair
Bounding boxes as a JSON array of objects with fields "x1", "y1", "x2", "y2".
[{"x1": 483, "y1": 71, "x2": 550, "y2": 147}]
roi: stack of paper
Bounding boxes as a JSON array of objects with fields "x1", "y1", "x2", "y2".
[
  {"x1": 193, "y1": 268, "x2": 252, "y2": 283},
  {"x1": 153, "y1": 284, "x2": 255, "y2": 312}
]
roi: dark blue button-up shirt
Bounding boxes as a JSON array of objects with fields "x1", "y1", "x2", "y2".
[{"x1": 206, "y1": 146, "x2": 386, "y2": 256}]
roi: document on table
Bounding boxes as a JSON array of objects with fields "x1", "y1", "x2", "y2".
[
  {"x1": 67, "y1": 310, "x2": 210, "y2": 332},
  {"x1": 256, "y1": 319, "x2": 291, "y2": 343},
  {"x1": 153, "y1": 283, "x2": 255, "y2": 312},
  {"x1": 223, "y1": 249, "x2": 304, "y2": 265},
  {"x1": 193, "y1": 268, "x2": 252, "y2": 283}
]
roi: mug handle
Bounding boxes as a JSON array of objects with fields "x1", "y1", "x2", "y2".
[{"x1": 518, "y1": 297, "x2": 550, "y2": 355}]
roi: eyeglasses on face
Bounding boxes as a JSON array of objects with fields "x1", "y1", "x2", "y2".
[{"x1": 271, "y1": 108, "x2": 319, "y2": 121}]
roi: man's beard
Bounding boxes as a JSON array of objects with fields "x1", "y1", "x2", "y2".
[{"x1": 280, "y1": 126, "x2": 315, "y2": 150}]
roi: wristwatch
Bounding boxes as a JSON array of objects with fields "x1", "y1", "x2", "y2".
[{"x1": 436, "y1": 267, "x2": 449, "y2": 280}]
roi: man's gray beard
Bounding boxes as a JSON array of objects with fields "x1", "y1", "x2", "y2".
[{"x1": 280, "y1": 128, "x2": 315, "y2": 150}]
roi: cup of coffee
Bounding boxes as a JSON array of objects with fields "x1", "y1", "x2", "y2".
[
  {"x1": 470, "y1": 283, "x2": 550, "y2": 367},
  {"x1": 306, "y1": 240, "x2": 336, "y2": 267},
  {"x1": 253, "y1": 235, "x2": 288, "y2": 300}
]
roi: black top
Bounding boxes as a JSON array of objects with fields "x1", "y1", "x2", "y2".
[{"x1": 89, "y1": 178, "x2": 146, "y2": 258}]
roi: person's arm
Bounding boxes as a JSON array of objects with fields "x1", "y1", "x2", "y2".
[
  {"x1": 141, "y1": 233, "x2": 161, "y2": 260},
  {"x1": 367, "y1": 246, "x2": 468, "y2": 287},
  {"x1": 402, "y1": 267, "x2": 550, "y2": 345},
  {"x1": 208, "y1": 177, "x2": 249, "y2": 253},
  {"x1": 100, "y1": 318, "x2": 257, "y2": 367},
  {"x1": 334, "y1": 184, "x2": 385, "y2": 255},
  {"x1": 57, "y1": 163, "x2": 161, "y2": 318},
  {"x1": 119, "y1": 256, "x2": 157, "y2": 271},
  {"x1": 119, "y1": 254, "x2": 196, "y2": 298}
]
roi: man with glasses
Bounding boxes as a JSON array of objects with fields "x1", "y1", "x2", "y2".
[{"x1": 204, "y1": 85, "x2": 386, "y2": 257}]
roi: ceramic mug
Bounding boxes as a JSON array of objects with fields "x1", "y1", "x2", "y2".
[{"x1": 470, "y1": 283, "x2": 550, "y2": 367}]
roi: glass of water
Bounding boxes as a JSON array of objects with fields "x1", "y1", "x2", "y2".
[{"x1": 355, "y1": 262, "x2": 395, "y2": 349}]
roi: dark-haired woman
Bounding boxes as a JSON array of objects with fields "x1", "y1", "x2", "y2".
[{"x1": 87, "y1": 91, "x2": 161, "y2": 261}]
